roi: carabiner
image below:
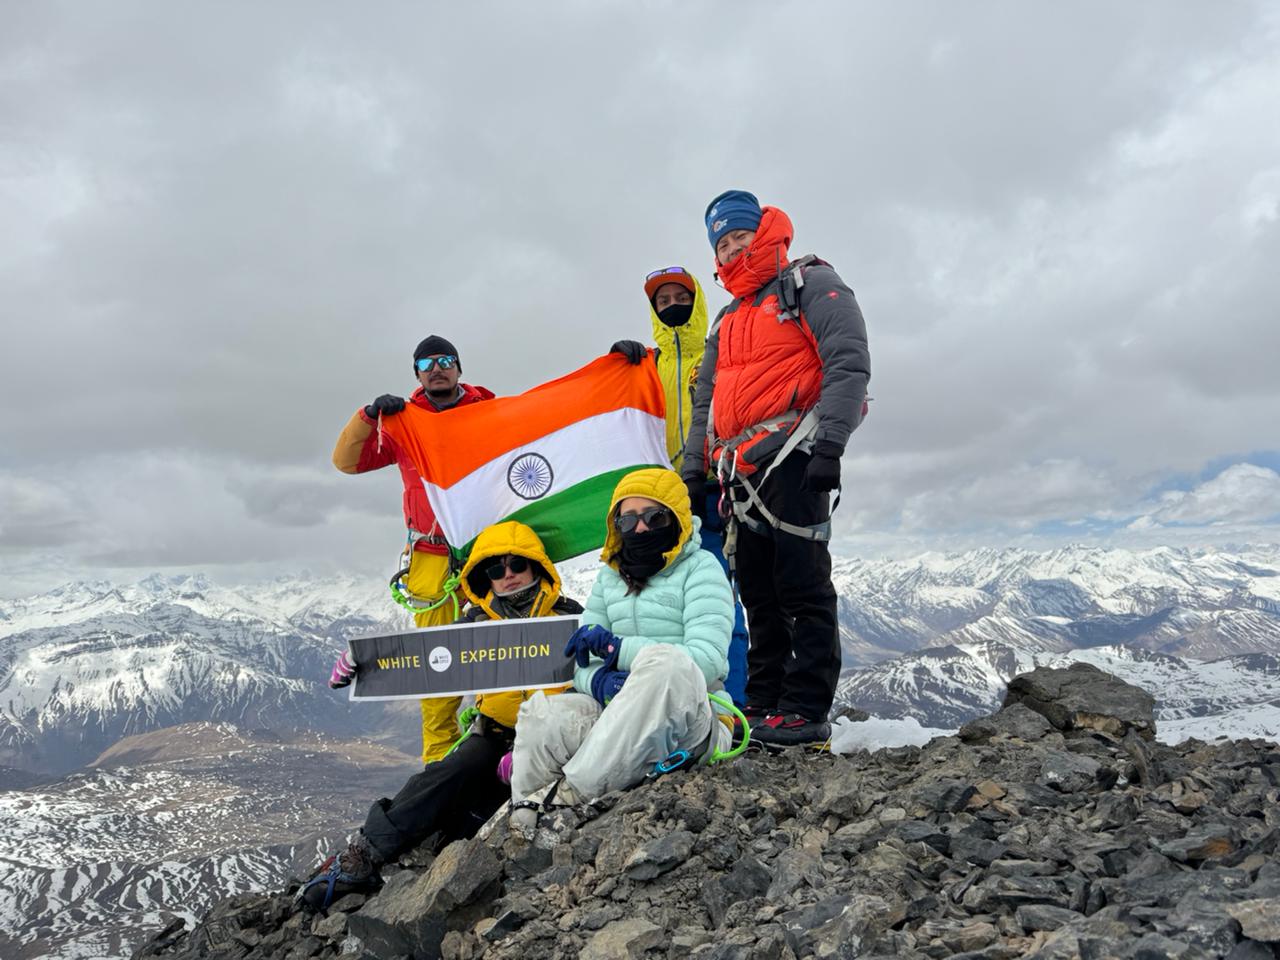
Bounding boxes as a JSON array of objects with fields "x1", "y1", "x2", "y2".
[{"x1": 648, "y1": 749, "x2": 694, "y2": 780}]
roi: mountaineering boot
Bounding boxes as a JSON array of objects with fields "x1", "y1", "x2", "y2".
[
  {"x1": 737, "y1": 704, "x2": 772, "y2": 733},
  {"x1": 751, "y1": 713, "x2": 832, "y2": 747},
  {"x1": 509, "y1": 778, "x2": 586, "y2": 840},
  {"x1": 297, "y1": 833, "x2": 384, "y2": 912}
]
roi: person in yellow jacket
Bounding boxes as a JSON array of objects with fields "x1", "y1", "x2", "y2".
[
  {"x1": 615, "y1": 266, "x2": 750, "y2": 705},
  {"x1": 636, "y1": 266, "x2": 710, "y2": 471},
  {"x1": 302, "y1": 521, "x2": 580, "y2": 911}
]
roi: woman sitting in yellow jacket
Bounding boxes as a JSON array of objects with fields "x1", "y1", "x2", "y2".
[{"x1": 301, "y1": 521, "x2": 579, "y2": 911}]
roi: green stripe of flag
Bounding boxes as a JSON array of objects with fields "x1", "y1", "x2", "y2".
[{"x1": 460, "y1": 464, "x2": 665, "y2": 562}]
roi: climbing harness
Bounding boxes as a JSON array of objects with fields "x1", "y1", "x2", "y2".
[
  {"x1": 388, "y1": 566, "x2": 462, "y2": 618},
  {"x1": 388, "y1": 536, "x2": 465, "y2": 619},
  {"x1": 711, "y1": 406, "x2": 839, "y2": 581}
]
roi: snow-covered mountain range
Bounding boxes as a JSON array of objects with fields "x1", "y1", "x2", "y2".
[
  {"x1": 0, "y1": 573, "x2": 413, "y2": 773},
  {"x1": 3, "y1": 544, "x2": 1279, "y2": 776},
  {"x1": 0, "y1": 723, "x2": 416, "y2": 960},
  {"x1": 830, "y1": 543, "x2": 1280, "y2": 665},
  {"x1": 3, "y1": 544, "x2": 1279, "y2": 959},
  {"x1": 827, "y1": 544, "x2": 1280, "y2": 733}
]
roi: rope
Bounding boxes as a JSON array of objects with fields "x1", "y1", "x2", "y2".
[
  {"x1": 706, "y1": 693, "x2": 750, "y2": 763},
  {"x1": 389, "y1": 571, "x2": 462, "y2": 620},
  {"x1": 442, "y1": 706, "x2": 481, "y2": 758}
]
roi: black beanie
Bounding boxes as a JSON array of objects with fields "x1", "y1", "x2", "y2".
[{"x1": 413, "y1": 335, "x2": 461, "y2": 373}]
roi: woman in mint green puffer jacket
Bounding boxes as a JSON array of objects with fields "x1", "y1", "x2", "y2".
[
  {"x1": 573, "y1": 470, "x2": 732, "y2": 696},
  {"x1": 509, "y1": 467, "x2": 733, "y2": 809}
]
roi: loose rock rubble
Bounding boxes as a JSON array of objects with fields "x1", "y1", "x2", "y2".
[{"x1": 134, "y1": 663, "x2": 1280, "y2": 960}]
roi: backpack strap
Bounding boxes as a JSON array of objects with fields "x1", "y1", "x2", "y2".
[{"x1": 776, "y1": 254, "x2": 829, "y2": 319}]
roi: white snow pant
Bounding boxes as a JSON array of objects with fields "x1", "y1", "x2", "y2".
[{"x1": 510, "y1": 645, "x2": 732, "y2": 801}]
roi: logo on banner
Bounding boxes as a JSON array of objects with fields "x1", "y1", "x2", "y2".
[
  {"x1": 428, "y1": 646, "x2": 452, "y2": 672},
  {"x1": 507, "y1": 453, "x2": 554, "y2": 500}
]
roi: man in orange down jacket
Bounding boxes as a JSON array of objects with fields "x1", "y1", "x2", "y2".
[
  {"x1": 681, "y1": 190, "x2": 871, "y2": 748},
  {"x1": 332, "y1": 335, "x2": 495, "y2": 763}
]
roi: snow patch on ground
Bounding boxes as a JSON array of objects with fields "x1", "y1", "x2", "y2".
[
  {"x1": 827, "y1": 704, "x2": 1280, "y2": 755},
  {"x1": 829, "y1": 715, "x2": 956, "y2": 754}
]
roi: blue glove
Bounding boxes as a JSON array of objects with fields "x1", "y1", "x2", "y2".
[
  {"x1": 590, "y1": 668, "x2": 628, "y2": 706},
  {"x1": 564, "y1": 625, "x2": 621, "y2": 669}
]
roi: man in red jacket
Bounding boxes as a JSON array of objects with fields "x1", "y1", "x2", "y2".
[
  {"x1": 332, "y1": 335, "x2": 495, "y2": 762},
  {"x1": 682, "y1": 191, "x2": 871, "y2": 747}
]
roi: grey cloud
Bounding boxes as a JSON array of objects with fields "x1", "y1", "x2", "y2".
[
  {"x1": 0, "y1": 453, "x2": 403, "y2": 574},
  {"x1": 1139, "y1": 464, "x2": 1280, "y2": 526},
  {"x1": 2, "y1": 1, "x2": 1277, "y2": 577},
  {"x1": 0, "y1": 474, "x2": 86, "y2": 551},
  {"x1": 227, "y1": 468, "x2": 371, "y2": 529}
]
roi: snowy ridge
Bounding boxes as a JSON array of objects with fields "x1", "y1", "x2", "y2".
[
  {"x1": 0, "y1": 572, "x2": 400, "y2": 642},
  {"x1": 830, "y1": 543, "x2": 1280, "y2": 665},
  {"x1": 0, "y1": 574, "x2": 412, "y2": 773},
  {"x1": 3, "y1": 544, "x2": 1278, "y2": 773},
  {"x1": 0, "y1": 841, "x2": 321, "y2": 960},
  {"x1": 0, "y1": 723, "x2": 416, "y2": 960},
  {"x1": 837, "y1": 642, "x2": 1280, "y2": 743},
  {"x1": 831, "y1": 544, "x2": 1280, "y2": 734}
]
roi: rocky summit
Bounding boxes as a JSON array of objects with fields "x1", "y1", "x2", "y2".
[{"x1": 134, "y1": 664, "x2": 1280, "y2": 960}]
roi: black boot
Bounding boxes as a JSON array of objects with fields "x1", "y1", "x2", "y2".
[
  {"x1": 751, "y1": 713, "x2": 832, "y2": 747},
  {"x1": 297, "y1": 834, "x2": 384, "y2": 912}
]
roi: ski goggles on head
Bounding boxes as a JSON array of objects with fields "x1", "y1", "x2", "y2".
[
  {"x1": 415, "y1": 355, "x2": 458, "y2": 372},
  {"x1": 484, "y1": 555, "x2": 530, "y2": 581},
  {"x1": 613, "y1": 506, "x2": 674, "y2": 534},
  {"x1": 644, "y1": 266, "x2": 695, "y2": 299}
]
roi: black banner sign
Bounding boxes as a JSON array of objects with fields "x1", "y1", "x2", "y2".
[{"x1": 347, "y1": 615, "x2": 580, "y2": 701}]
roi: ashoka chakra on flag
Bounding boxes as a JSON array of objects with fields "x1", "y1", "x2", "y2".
[{"x1": 507, "y1": 453, "x2": 554, "y2": 500}]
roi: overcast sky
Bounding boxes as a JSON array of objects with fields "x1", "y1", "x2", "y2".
[{"x1": 2, "y1": 2, "x2": 1278, "y2": 596}]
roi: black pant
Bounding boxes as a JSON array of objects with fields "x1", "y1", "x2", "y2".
[
  {"x1": 362, "y1": 729, "x2": 510, "y2": 863},
  {"x1": 734, "y1": 450, "x2": 841, "y2": 720}
]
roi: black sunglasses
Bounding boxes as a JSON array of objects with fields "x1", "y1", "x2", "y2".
[
  {"x1": 485, "y1": 555, "x2": 531, "y2": 581},
  {"x1": 613, "y1": 506, "x2": 674, "y2": 534}
]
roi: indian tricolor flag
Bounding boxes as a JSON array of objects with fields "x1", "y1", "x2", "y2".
[{"x1": 378, "y1": 354, "x2": 669, "y2": 561}]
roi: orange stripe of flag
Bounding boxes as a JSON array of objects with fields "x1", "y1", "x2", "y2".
[{"x1": 379, "y1": 353, "x2": 666, "y2": 488}]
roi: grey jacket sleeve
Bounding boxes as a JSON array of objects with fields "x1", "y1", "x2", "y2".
[
  {"x1": 799, "y1": 264, "x2": 870, "y2": 451},
  {"x1": 680, "y1": 310, "x2": 724, "y2": 481}
]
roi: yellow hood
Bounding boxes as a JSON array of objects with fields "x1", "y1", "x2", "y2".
[
  {"x1": 648, "y1": 270, "x2": 710, "y2": 472},
  {"x1": 648, "y1": 270, "x2": 709, "y2": 357},
  {"x1": 600, "y1": 468, "x2": 694, "y2": 574},
  {"x1": 460, "y1": 521, "x2": 562, "y2": 620}
]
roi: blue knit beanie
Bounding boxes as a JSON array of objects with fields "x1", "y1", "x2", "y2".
[{"x1": 705, "y1": 190, "x2": 763, "y2": 249}]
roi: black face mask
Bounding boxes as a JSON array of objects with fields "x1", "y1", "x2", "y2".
[
  {"x1": 656, "y1": 302, "x2": 694, "y2": 328},
  {"x1": 491, "y1": 579, "x2": 543, "y2": 619},
  {"x1": 616, "y1": 523, "x2": 681, "y2": 583}
]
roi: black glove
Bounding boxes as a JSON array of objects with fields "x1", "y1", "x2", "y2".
[
  {"x1": 803, "y1": 441, "x2": 843, "y2": 492},
  {"x1": 609, "y1": 340, "x2": 647, "y2": 365},
  {"x1": 684, "y1": 475, "x2": 708, "y2": 520},
  {"x1": 364, "y1": 394, "x2": 406, "y2": 418}
]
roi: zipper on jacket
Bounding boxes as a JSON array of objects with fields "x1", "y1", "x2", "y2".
[{"x1": 675, "y1": 337, "x2": 685, "y2": 453}]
